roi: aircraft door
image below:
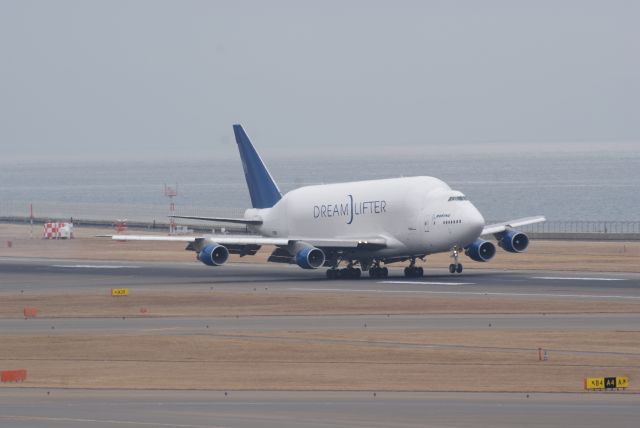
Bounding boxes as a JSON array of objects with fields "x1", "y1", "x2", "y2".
[{"x1": 424, "y1": 213, "x2": 433, "y2": 232}]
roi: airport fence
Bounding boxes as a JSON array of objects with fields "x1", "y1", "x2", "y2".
[
  {"x1": 515, "y1": 221, "x2": 640, "y2": 235},
  {"x1": 485, "y1": 220, "x2": 640, "y2": 241},
  {"x1": 2, "y1": 200, "x2": 637, "y2": 234},
  {"x1": 0, "y1": 201, "x2": 245, "y2": 224},
  {"x1": 2, "y1": 196, "x2": 640, "y2": 239}
]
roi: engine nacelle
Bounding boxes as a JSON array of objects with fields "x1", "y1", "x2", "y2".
[
  {"x1": 198, "y1": 244, "x2": 229, "y2": 266},
  {"x1": 498, "y1": 230, "x2": 529, "y2": 253},
  {"x1": 295, "y1": 246, "x2": 325, "y2": 269},
  {"x1": 465, "y1": 239, "x2": 496, "y2": 262}
]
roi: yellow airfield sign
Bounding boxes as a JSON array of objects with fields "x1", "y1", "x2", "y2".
[{"x1": 584, "y1": 376, "x2": 629, "y2": 390}]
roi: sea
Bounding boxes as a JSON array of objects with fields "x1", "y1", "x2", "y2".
[{"x1": 1, "y1": 146, "x2": 639, "y2": 224}]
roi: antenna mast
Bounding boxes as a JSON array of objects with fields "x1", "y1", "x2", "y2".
[{"x1": 164, "y1": 184, "x2": 178, "y2": 235}]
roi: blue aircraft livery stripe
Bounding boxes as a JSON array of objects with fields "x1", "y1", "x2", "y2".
[{"x1": 233, "y1": 125, "x2": 282, "y2": 209}]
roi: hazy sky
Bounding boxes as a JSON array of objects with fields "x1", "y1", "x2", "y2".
[{"x1": 1, "y1": 0, "x2": 638, "y2": 161}]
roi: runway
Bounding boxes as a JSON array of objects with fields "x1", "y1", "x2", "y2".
[
  {"x1": 3, "y1": 313, "x2": 640, "y2": 334},
  {"x1": 2, "y1": 258, "x2": 639, "y2": 332},
  {"x1": 2, "y1": 257, "x2": 639, "y2": 295},
  {"x1": 1, "y1": 257, "x2": 639, "y2": 427},
  {"x1": 1, "y1": 390, "x2": 639, "y2": 428}
]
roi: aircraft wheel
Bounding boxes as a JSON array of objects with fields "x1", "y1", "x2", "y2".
[
  {"x1": 352, "y1": 268, "x2": 361, "y2": 279},
  {"x1": 369, "y1": 267, "x2": 385, "y2": 278},
  {"x1": 405, "y1": 267, "x2": 423, "y2": 278},
  {"x1": 326, "y1": 269, "x2": 336, "y2": 280},
  {"x1": 342, "y1": 268, "x2": 354, "y2": 279},
  {"x1": 456, "y1": 264, "x2": 463, "y2": 274},
  {"x1": 449, "y1": 264, "x2": 456, "y2": 274}
]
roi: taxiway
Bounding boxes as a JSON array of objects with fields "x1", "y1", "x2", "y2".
[{"x1": 1, "y1": 257, "x2": 638, "y2": 427}]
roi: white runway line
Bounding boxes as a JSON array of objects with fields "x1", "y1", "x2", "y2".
[
  {"x1": 381, "y1": 281, "x2": 474, "y2": 286},
  {"x1": 50, "y1": 264, "x2": 141, "y2": 269},
  {"x1": 288, "y1": 287, "x2": 640, "y2": 300},
  {"x1": 532, "y1": 276, "x2": 626, "y2": 281},
  {"x1": 0, "y1": 415, "x2": 219, "y2": 428}
]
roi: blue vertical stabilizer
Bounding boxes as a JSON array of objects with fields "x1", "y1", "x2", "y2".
[{"x1": 233, "y1": 125, "x2": 282, "y2": 209}]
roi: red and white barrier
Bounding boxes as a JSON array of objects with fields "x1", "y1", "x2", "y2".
[
  {"x1": 43, "y1": 222, "x2": 74, "y2": 239},
  {"x1": 1, "y1": 369, "x2": 27, "y2": 383}
]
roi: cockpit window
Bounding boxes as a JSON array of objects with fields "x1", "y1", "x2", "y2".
[{"x1": 448, "y1": 195, "x2": 467, "y2": 201}]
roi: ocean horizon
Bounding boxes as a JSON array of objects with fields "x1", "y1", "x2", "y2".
[{"x1": 1, "y1": 146, "x2": 638, "y2": 223}]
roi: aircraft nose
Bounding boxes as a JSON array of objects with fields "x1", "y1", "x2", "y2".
[{"x1": 467, "y1": 205, "x2": 485, "y2": 236}]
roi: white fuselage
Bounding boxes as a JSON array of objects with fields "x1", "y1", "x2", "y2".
[{"x1": 246, "y1": 176, "x2": 485, "y2": 258}]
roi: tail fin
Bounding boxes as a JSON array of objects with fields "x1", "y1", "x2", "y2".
[{"x1": 233, "y1": 124, "x2": 282, "y2": 209}]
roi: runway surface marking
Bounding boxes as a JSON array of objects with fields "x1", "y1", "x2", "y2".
[
  {"x1": 0, "y1": 414, "x2": 222, "y2": 428},
  {"x1": 50, "y1": 264, "x2": 141, "y2": 269},
  {"x1": 532, "y1": 276, "x2": 627, "y2": 281},
  {"x1": 289, "y1": 287, "x2": 640, "y2": 300},
  {"x1": 381, "y1": 281, "x2": 474, "y2": 286}
]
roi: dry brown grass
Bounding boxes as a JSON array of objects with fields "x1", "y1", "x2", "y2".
[
  {"x1": 0, "y1": 331, "x2": 637, "y2": 392},
  {"x1": 1, "y1": 288, "x2": 639, "y2": 318},
  {"x1": 1, "y1": 223, "x2": 638, "y2": 393}
]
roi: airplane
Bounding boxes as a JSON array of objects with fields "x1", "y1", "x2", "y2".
[{"x1": 109, "y1": 125, "x2": 545, "y2": 279}]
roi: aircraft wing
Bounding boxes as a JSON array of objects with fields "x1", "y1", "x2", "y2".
[
  {"x1": 169, "y1": 215, "x2": 262, "y2": 225},
  {"x1": 106, "y1": 234, "x2": 387, "y2": 249},
  {"x1": 301, "y1": 237, "x2": 387, "y2": 250},
  {"x1": 108, "y1": 234, "x2": 287, "y2": 246},
  {"x1": 481, "y1": 216, "x2": 546, "y2": 236}
]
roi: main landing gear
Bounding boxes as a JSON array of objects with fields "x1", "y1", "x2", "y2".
[
  {"x1": 366, "y1": 260, "x2": 388, "y2": 278},
  {"x1": 326, "y1": 261, "x2": 362, "y2": 280},
  {"x1": 449, "y1": 247, "x2": 463, "y2": 274},
  {"x1": 404, "y1": 258, "x2": 424, "y2": 278},
  {"x1": 369, "y1": 266, "x2": 388, "y2": 278},
  {"x1": 326, "y1": 267, "x2": 361, "y2": 279}
]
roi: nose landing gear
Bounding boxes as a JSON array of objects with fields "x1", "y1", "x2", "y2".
[{"x1": 449, "y1": 247, "x2": 463, "y2": 274}]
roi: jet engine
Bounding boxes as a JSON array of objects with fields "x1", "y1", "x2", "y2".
[
  {"x1": 295, "y1": 246, "x2": 326, "y2": 269},
  {"x1": 465, "y1": 239, "x2": 496, "y2": 262},
  {"x1": 198, "y1": 244, "x2": 229, "y2": 266},
  {"x1": 498, "y1": 230, "x2": 529, "y2": 253}
]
